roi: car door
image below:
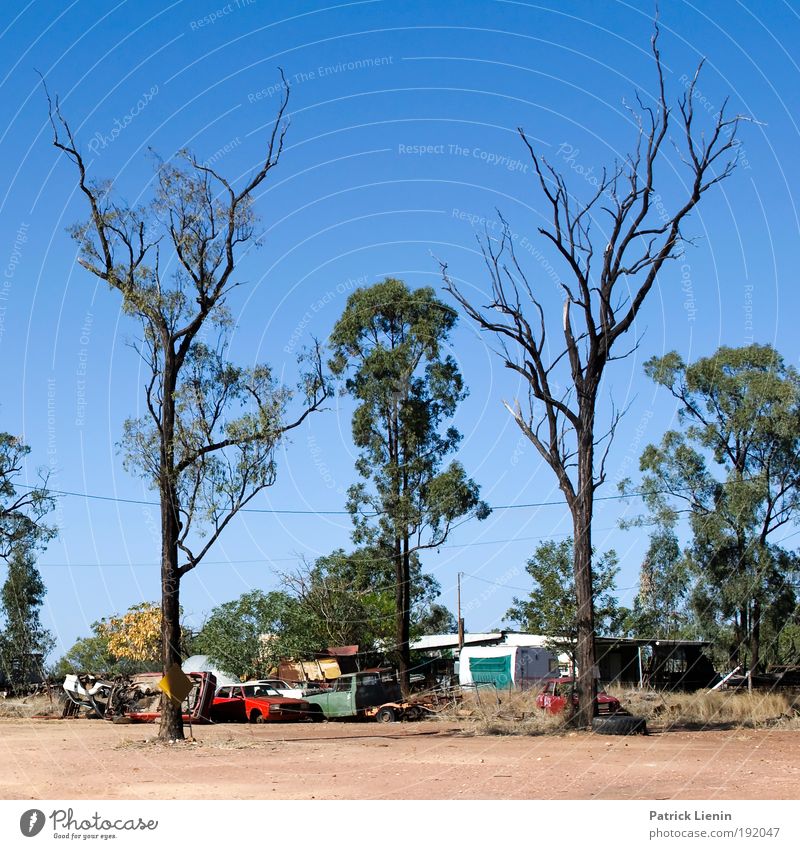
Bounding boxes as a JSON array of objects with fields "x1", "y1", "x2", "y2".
[
  {"x1": 212, "y1": 686, "x2": 246, "y2": 722},
  {"x1": 354, "y1": 673, "x2": 387, "y2": 712},
  {"x1": 539, "y1": 681, "x2": 556, "y2": 712},
  {"x1": 324, "y1": 676, "x2": 355, "y2": 717}
]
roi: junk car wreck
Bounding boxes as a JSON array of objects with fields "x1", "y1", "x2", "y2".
[{"x1": 62, "y1": 671, "x2": 216, "y2": 723}]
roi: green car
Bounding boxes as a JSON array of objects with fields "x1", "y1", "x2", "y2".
[{"x1": 304, "y1": 671, "x2": 407, "y2": 721}]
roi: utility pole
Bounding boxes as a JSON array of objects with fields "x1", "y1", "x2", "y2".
[{"x1": 457, "y1": 572, "x2": 464, "y2": 649}]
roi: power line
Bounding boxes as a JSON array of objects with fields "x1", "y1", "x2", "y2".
[
  {"x1": 459, "y1": 570, "x2": 640, "y2": 594},
  {"x1": 459, "y1": 572, "x2": 531, "y2": 593},
  {"x1": 36, "y1": 527, "x2": 623, "y2": 569},
  {"x1": 16, "y1": 481, "x2": 646, "y2": 515}
]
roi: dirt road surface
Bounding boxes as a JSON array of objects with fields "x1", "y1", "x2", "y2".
[{"x1": 1, "y1": 719, "x2": 798, "y2": 800}]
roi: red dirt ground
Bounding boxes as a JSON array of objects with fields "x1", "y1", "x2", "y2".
[{"x1": 1, "y1": 718, "x2": 799, "y2": 800}]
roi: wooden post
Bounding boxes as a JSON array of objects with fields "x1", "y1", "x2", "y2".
[{"x1": 457, "y1": 572, "x2": 464, "y2": 649}]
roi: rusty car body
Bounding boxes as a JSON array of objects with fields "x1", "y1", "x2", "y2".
[
  {"x1": 210, "y1": 682, "x2": 314, "y2": 723},
  {"x1": 536, "y1": 676, "x2": 623, "y2": 715},
  {"x1": 107, "y1": 672, "x2": 216, "y2": 724},
  {"x1": 303, "y1": 670, "x2": 427, "y2": 722},
  {"x1": 62, "y1": 671, "x2": 216, "y2": 723}
]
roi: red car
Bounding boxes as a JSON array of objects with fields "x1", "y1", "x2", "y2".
[
  {"x1": 211, "y1": 682, "x2": 314, "y2": 723},
  {"x1": 536, "y1": 677, "x2": 623, "y2": 715}
]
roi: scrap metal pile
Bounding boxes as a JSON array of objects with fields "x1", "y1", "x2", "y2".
[{"x1": 61, "y1": 671, "x2": 215, "y2": 723}]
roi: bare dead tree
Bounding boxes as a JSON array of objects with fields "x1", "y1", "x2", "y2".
[
  {"x1": 45, "y1": 74, "x2": 328, "y2": 740},
  {"x1": 440, "y1": 25, "x2": 744, "y2": 728}
]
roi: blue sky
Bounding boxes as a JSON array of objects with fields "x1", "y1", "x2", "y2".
[{"x1": 1, "y1": 0, "x2": 798, "y2": 659}]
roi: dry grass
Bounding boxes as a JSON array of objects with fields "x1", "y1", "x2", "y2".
[
  {"x1": 608, "y1": 685, "x2": 800, "y2": 729},
  {"x1": 437, "y1": 684, "x2": 800, "y2": 735},
  {"x1": 0, "y1": 693, "x2": 62, "y2": 719},
  {"x1": 436, "y1": 686, "x2": 568, "y2": 736}
]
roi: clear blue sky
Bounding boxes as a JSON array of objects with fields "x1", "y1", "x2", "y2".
[{"x1": 1, "y1": 0, "x2": 798, "y2": 659}]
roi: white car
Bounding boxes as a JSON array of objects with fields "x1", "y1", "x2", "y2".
[{"x1": 251, "y1": 678, "x2": 326, "y2": 698}]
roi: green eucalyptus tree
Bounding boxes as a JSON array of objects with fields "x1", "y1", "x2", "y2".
[
  {"x1": 622, "y1": 525, "x2": 695, "y2": 640},
  {"x1": 197, "y1": 547, "x2": 445, "y2": 680},
  {"x1": 46, "y1": 79, "x2": 327, "y2": 739},
  {"x1": 627, "y1": 344, "x2": 800, "y2": 673},
  {"x1": 329, "y1": 278, "x2": 489, "y2": 694},
  {"x1": 0, "y1": 546, "x2": 54, "y2": 688},
  {"x1": 0, "y1": 434, "x2": 55, "y2": 688},
  {"x1": 506, "y1": 537, "x2": 624, "y2": 671},
  {"x1": 0, "y1": 433, "x2": 55, "y2": 558}
]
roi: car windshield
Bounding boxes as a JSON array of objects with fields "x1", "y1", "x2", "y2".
[{"x1": 244, "y1": 685, "x2": 281, "y2": 698}]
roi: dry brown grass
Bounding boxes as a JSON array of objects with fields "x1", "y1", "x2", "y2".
[
  {"x1": 436, "y1": 686, "x2": 568, "y2": 736},
  {"x1": 608, "y1": 685, "x2": 800, "y2": 729},
  {"x1": 0, "y1": 693, "x2": 62, "y2": 719},
  {"x1": 436, "y1": 684, "x2": 800, "y2": 735}
]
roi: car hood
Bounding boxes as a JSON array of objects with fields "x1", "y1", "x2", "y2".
[{"x1": 245, "y1": 695, "x2": 310, "y2": 707}]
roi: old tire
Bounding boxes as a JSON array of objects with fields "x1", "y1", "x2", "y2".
[
  {"x1": 309, "y1": 707, "x2": 326, "y2": 723},
  {"x1": 375, "y1": 706, "x2": 397, "y2": 723},
  {"x1": 592, "y1": 715, "x2": 647, "y2": 736},
  {"x1": 251, "y1": 711, "x2": 265, "y2": 724}
]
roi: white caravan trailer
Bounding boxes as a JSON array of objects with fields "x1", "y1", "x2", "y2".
[{"x1": 458, "y1": 644, "x2": 558, "y2": 689}]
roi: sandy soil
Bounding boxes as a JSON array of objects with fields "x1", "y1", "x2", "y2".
[{"x1": 1, "y1": 718, "x2": 799, "y2": 800}]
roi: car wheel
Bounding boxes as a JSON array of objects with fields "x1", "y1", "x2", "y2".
[
  {"x1": 375, "y1": 707, "x2": 397, "y2": 723},
  {"x1": 251, "y1": 711, "x2": 265, "y2": 724},
  {"x1": 309, "y1": 708, "x2": 325, "y2": 723},
  {"x1": 591, "y1": 715, "x2": 647, "y2": 736}
]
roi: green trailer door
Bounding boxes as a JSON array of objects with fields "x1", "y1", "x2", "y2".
[{"x1": 469, "y1": 655, "x2": 513, "y2": 688}]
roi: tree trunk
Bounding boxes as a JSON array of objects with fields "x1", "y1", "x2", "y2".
[
  {"x1": 738, "y1": 604, "x2": 748, "y2": 669},
  {"x1": 395, "y1": 536, "x2": 411, "y2": 697},
  {"x1": 158, "y1": 475, "x2": 183, "y2": 740},
  {"x1": 572, "y1": 422, "x2": 597, "y2": 729},
  {"x1": 158, "y1": 355, "x2": 184, "y2": 741},
  {"x1": 572, "y1": 496, "x2": 597, "y2": 728},
  {"x1": 159, "y1": 548, "x2": 183, "y2": 741},
  {"x1": 749, "y1": 598, "x2": 761, "y2": 675}
]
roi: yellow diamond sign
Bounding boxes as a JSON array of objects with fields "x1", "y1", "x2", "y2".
[{"x1": 158, "y1": 664, "x2": 193, "y2": 706}]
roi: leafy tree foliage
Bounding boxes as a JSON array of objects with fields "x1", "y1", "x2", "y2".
[
  {"x1": 622, "y1": 526, "x2": 695, "y2": 639},
  {"x1": 194, "y1": 590, "x2": 292, "y2": 681},
  {"x1": 627, "y1": 345, "x2": 800, "y2": 672},
  {"x1": 95, "y1": 602, "x2": 163, "y2": 664},
  {"x1": 0, "y1": 546, "x2": 54, "y2": 688},
  {"x1": 0, "y1": 433, "x2": 55, "y2": 558},
  {"x1": 51, "y1": 628, "x2": 159, "y2": 678},
  {"x1": 51, "y1": 602, "x2": 190, "y2": 677},
  {"x1": 415, "y1": 602, "x2": 458, "y2": 636},
  {"x1": 329, "y1": 278, "x2": 488, "y2": 693},
  {"x1": 47, "y1": 78, "x2": 326, "y2": 739},
  {"x1": 196, "y1": 547, "x2": 447, "y2": 679},
  {"x1": 505, "y1": 538, "x2": 624, "y2": 665},
  {"x1": 280, "y1": 545, "x2": 442, "y2": 650}
]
